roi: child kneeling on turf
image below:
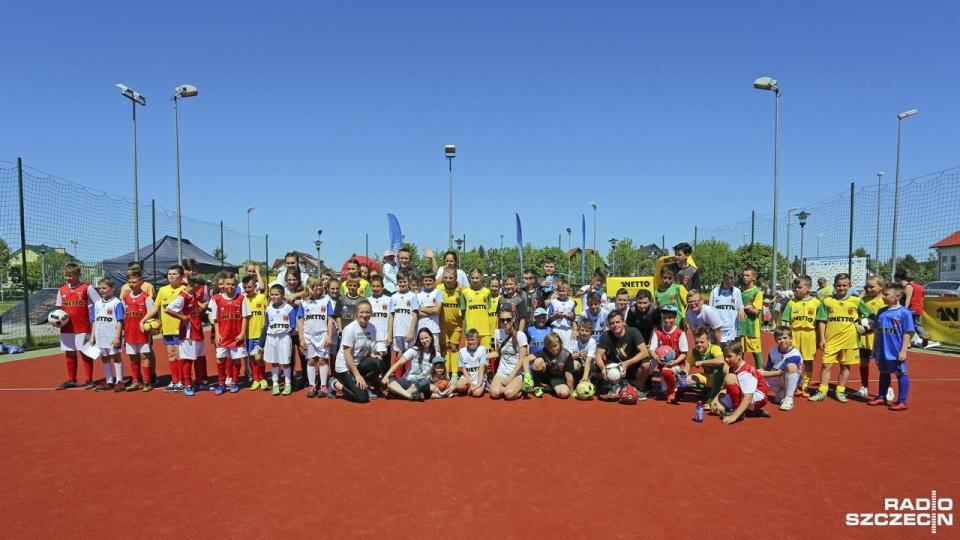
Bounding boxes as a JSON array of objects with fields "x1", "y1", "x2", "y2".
[
  {"x1": 710, "y1": 342, "x2": 770, "y2": 424},
  {"x1": 759, "y1": 326, "x2": 802, "y2": 411},
  {"x1": 522, "y1": 332, "x2": 576, "y2": 398},
  {"x1": 456, "y1": 329, "x2": 488, "y2": 398},
  {"x1": 869, "y1": 284, "x2": 914, "y2": 411}
]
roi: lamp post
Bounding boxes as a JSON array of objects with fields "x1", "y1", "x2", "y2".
[
  {"x1": 455, "y1": 238, "x2": 464, "y2": 252},
  {"x1": 608, "y1": 238, "x2": 618, "y2": 276},
  {"x1": 69, "y1": 239, "x2": 78, "y2": 260},
  {"x1": 785, "y1": 206, "x2": 797, "y2": 275},
  {"x1": 117, "y1": 84, "x2": 146, "y2": 261},
  {"x1": 797, "y1": 211, "x2": 810, "y2": 275},
  {"x1": 314, "y1": 229, "x2": 323, "y2": 277},
  {"x1": 246, "y1": 206, "x2": 255, "y2": 262},
  {"x1": 500, "y1": 234, "x2": 504, "y2": 278},
  {"x1": 40, "y1": 244, "x2": 47, "y2": 289},
  {"x1": 891, "y1": 109, "x2": 917, "y2": 281},
  {"x1": 445, "y1": 145, "x2": 456, "y2": 250},
  {"x1": 590, "y1": 202, "x2": 597, "y2": 273},
  {"x1": 875, "y1": 171, "x2": 884, "y2": 273},
  {"x1": 566, "y1": 227, "x2": 572, "y2": 280},
  {"x1": 754, "y1": 76, "x2": 781, "y2": 293},
  {"x1": 172, "y1": 84, "x2": 198, "y2": 264}
]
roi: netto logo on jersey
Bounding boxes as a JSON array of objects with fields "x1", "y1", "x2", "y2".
[{"x1": 846, "y1": 492, "x2": 952, "y2": 533}]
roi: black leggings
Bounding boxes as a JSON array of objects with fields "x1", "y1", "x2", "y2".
[{"x1": 338, "y1": 356, "x2": 385, "y2": 403}]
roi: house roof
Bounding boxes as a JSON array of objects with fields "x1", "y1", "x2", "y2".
[{"x1": 931, "y1": 231, "x2": 960, "y2": 249}]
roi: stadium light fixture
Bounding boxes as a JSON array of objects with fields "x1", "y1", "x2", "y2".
[
  {"x1": 891, "y1": 109, "x2": 917, "y2": 281},
  {"x1": 172, "y1": 84, "x2": 198, "y2": 264},
  {"x1": 118, "y1": 84, "x2": 146, "y2": 262},
  {"x1": 445, "y1": 145, "x2": 456, "y2": 250},
  {"x1": 754, "y1": 76, "x2": 781, "y2": 288}
]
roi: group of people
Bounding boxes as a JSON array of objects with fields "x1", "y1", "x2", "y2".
[{"x1": 49, "y1": 241, "x2": 919, "y2": 421}]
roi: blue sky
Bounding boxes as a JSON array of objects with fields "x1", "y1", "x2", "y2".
[{"x1": 3, "y1": 1, "x2": 958, "y2": 267}]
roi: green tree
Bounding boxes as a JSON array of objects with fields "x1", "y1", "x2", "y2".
[
  {"x1": 731, "y1": 243, "x2": 790, "y2": 290},
  {"x1": 213, "y1": 248, "x2": 227, "y2": 264},
  {"x1": 0, "y1": 237, "x2": 10, "y2": 269},
  {"x1": 691, "y1": 238, "x2": 735, "y2": 289}
]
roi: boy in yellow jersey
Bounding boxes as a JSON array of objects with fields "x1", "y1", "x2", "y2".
[
  {"x1": 780, "y1": 275, "x2": 820, "y2": 397},
  {"x1": 856, "y1": 276, "x2": 887, "y2": 398},
  {"x1": 739, "y1": 266, "x2": 764, "y2": 368},
  {"x1": 147, "y1": 265, "x2": 186, "y2": 391},
  {"x1": 439, "y1": 267, "x2": 466, "y2": 382},
  {"x1": 119, "y1": 261, "x2": 156, "y2": 298},
  {"x1": 688, "y1": 326, "x2": 726, "y2": 403},
  {"x1": 463, "y1": 268, "x2": 493, "y2": 348},
  {"x1": 243, "y1": 275, "x2": 268, "y2": 389},
  {"x1": 810, "y1": 273, "x2": 874, "y2": 403}
]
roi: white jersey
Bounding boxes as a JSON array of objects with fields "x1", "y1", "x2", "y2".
[
  {"x1": 494, "y1": 329, "x2": 528, "y2": 379},
  {"x1": 300, "y1": 296, "x2": 333, "y2": 337},
  {"x1": 579, "y1": 307, "x2": 610, "y2": 341},
  {"x1": 459, "y1": 346, "x2": 487, "y2": 385},
  {"x1": 389, "y1": 290, "x2": 420, "y2": 337},
  {"x1": 416, "y1": 288, "x2": 444, "y2": 333},
  {"x1": 578, "y1": 285, "x2": 607, "y2": 303},
  {"x1": 93, "y1": 297, "x2": 124, "y2": 347},
  {"x1": 709, "y1": 286, "x2": 743, "y2": 342},
  {"x1": 574, "y1": 336, "x2": 597, "y2": 360},
  {"x1": 548, "y1": 298, "x2": 577, "y2": 331},
  {"x1": 685, "y1": 304, "x2": 730, "y2": 344},
  {"x1": 264, "y1": 301, "x2": 298, "y2": 336},
  {"x1": 335, "y1": 321, "x2": 377, "y2": 373},
  {"x1": 368, "y1": 294, "x2": 391, "y2": 342},
  {"x1": 401, "y1": 348, "x2": 435, "y2": 381}
]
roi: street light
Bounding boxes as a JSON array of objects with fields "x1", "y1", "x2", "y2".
[
  {"x1": 246, "y1": 206, "x2": 255, "y2": 262},
  {"x1": 455, "y1": 238, "x2": 464, "y2": 252},
  {"x1": 566, "y1": 227, "x2": 572, "y2": 280},
  {"x1": 754, "y1": 76, "x2": 781, "y2": 291},
  {"x1": 817, "y1": 234, "x2": 824, "y2": 258},
  {"x1": 445, "y1": 145, "x2": 456, "y2": 250},
  {"x1": 891, "y1": 109, "x2": 917, "y2": 281},
  {"x1": 590, "y1": 202, "x2": 597, "y2": 273},
  {"x1": 500, "y1": 234, "x2": 504, "y2": 278},
  {"x1": 172, "y1": 84, "x2": 198, "y2": 264},
  {"x1": 117, "y1": 84, "x2": 146, "y2": 261},
  {"x1": 608, "y1": 238, "x2": 618, "y2": 276},
  {"x1": 314, "y1": 230, "x2": 323, "y2": 277},
  {"x1": 40, "y1": 244, "x2": 47, "y2": 289},
  {"x1": 69, "y1": 239, "x2": 78, "y2": 260},
  {"x1": 785, "y1": 206, "x2": 797, "y2": 269},
  {"x1": 796, "y1": 211, "x2": 810, "y2": 275},
  {"x1": 875, "y1": 171, "x2": 884, "y2": 273}
]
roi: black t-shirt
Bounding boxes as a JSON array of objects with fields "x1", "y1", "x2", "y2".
[
  {"x1": 497, "y1": 294, "x2": 529, "y2": 325},
  {"x1": 520, "y1": 288, "x2": 545, "y2": 325},
  {"x1": 534, "y1": 347, "x2": 573, "y2": 375},
  {"x1": 597, "y1": 326, "x2": 646, "y2": 364},
  {"x1": 627, "y1": 305, "x2": 661, "y2": 344}
]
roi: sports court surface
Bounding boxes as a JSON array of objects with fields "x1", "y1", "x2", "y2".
[{"x1": 1, "y1": 334, "x2": 958, "y2": 539}]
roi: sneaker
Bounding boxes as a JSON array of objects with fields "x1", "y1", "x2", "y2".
[
  {"x1": 779, "y1": 396, "x2": 794, "y2": 411},
  {"x1": 249, "y1": 380, "x2": 261, "y2": 391},
  {"x1": 521, "y1": 373, "x2": 534, "y2": 392},
  {"x1": 666, "y1": 393, "x2": 677, "y2": 404},
  {"x1": 125, "y1": 382, "x2": 142, "y2": 392},
  {"x1": 606, "y1": 383, "x2": 621, "y2": 397},
  {"x1": 306, "y1": 385, "x2": 317, "y2": 398},
  {"x1": 532, "y1": 387, "x2": 544, "y2": 398},
  {"x1": 84, "y1": 380, "x2": 96, "y2": 390},
  {"x1": 745, "y1": 409, "x2": 771, "y2": 418},
  {"x1": 164, "y1": 382, "x2": 176, "y2": 393},
  {"x1": 857, "y1": 386, "x2": 869, "y2": 398},
  {"x1": 282, "y1": 385, "x2": 292, "y2": 396},
  {"x1": 797, "y1": 388, "x2": 811, "y2": 398},
  {"x1": 409, "y1": 392, "x2": 424, "y2": 402},
  {"x1": 637, "y1": 391, "x2": 647, "y2": 401},
  {"x1": 230, "y1": 384, "x2": 240, "y2": 394},
  {"x1": 114, "y1": 383, "x2": 126, "y2": 393},
  {"x1": 194, "y1": 383, "x2": 210, "y2": 392},
  {"x1": 886, "y1": 387, "x2": 895, "y2": 402},
  {"x1": 174, "y1": 382, "x2": 185, "y2": 393},
  {"x1": 808, "y1": 392, "x2": 827, "y2": 402},
  {"x1": 95, "y1": 381, "x2": 114, "y2": 392},
  {"x1": 868, "y1": 397, "x2": 887, "y2": 406},
  {"x1": 56, "y1": 380, "x2": 78, "y2": 390},
  {"x1": 214, "y1": 384, "x2": 226, "y2": 395},
  {"x1": 325, "y1": 385, "x2": 336, "y2": 399},
  {"x1": 272, "y1": 385, "x2": 281, "y2": 396},
  {"x1": 142, "y1": 383, "x2": 153, "y2": 393},
  {"x1": 888, "y1": 401, "x2": 908, "y2": 411},
  {"x1": 367, "y1": 389, "x2": 378, "y2": 400},
  {"x1": 184, "y1": 386, "x2": 195, "y2": 397},
  {"x1": 836, "y1": 392, "x2": 847, "y2": 403}
]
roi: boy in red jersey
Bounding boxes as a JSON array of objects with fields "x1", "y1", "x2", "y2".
[
  {"x1": 182, "y1": 259, "x2": 212, "y2": 389},
  {"x1": 55, "y1": 263, "x2": 101, "y2": 390},
  {"x1": 649, "y1": 305, "x2": 689, "y2": 403},
  {"x1": 165, "y1": 274, "x2": 207, "y2": 397},
  {"x1": 121, "y1": 271, "x2": 155, "y2": 391},
  {"x1": 710, "y1": 342, "x2": 770, "y2": 424},
  {"x1": 209, "y1": 272, "x2": 251, "y2": 395}
]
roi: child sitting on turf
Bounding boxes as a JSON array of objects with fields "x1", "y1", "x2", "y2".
[
  {"x1": 649, "y1": 305, "x2": 689, "y2": 403},
  {"x1": 522, "y1": 332, "x2": 576, "y2": 399},
  {"x1": 455, "y1": 329, "x2": 487, "y2": 398},
  {"x1": 869, "y1": 284, "x2": 914, "y2": 411},
  {"x1": 572, "y1": 319, "x2": 596, "y2": 392},
  {"x1": 429, "y1": 357, "x2": 454, "y2": 399},
  {"x1": 758, "y1": 326, "x2": 802, "y2": 411},
  {"x1": 710, "y1": 342, "x2": 770, "y2": 424}
]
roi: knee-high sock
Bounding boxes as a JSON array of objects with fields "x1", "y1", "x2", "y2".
[
  {"x1": 129, "y1": 360, "x2": 142, "y2": 383},
  {"x1": 181, "y1": 360, "x2": 193, "y2": 387},
  {"x1": 114, "y1": 360, "x2": 124, "y2": 382},
  {"x1": 661, "y1": 368, "x2": 676, "y2": 396},
  {"x1": 860, "y1": 362, "x2": 870, "y2": 390},
  {"x1": 81, "y1": 355, "x2": 94, "y2": 381},
  {"x1": 216, "y1": 362, "x2": 227, "y2": 385},
  {"x1": 307, "y1": 364, "x2": 317, "y2": 387},
  {"x1": 271, "y1": 365, "x2": 280, "y2": 385},
  {"x1": 785, "y1": 372, "x2": 800, "y2": 397},
  {"x1": 66, "y1": 355, "x2": 78, "y2": 381},
  {"x1": 896, "y1": 373, "x2": 910, "y2": 403},
  {"x1": 725, "y1": 383, "x2": 742, "y2": 409},
  {"x1": 878, "y1": 372, "x2": 892, "y2": 400}
]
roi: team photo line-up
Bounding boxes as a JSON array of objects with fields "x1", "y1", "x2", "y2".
[{"x1": 46, "y1": 241, "x2": 920, "y2": 421}]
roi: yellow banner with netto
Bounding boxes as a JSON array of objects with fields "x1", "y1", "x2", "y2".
[
  {"x1": 923, "y1": 297, "x2": 960, "y2": 345},
  {"x1": 605, "y1": 277, "x2": 655, "y2": 298}
]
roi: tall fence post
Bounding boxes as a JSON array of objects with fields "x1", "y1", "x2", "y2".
[
  {"x1": 220, "y1": 221, "x2": 225, "y2": 270},
  {"x1": 151, "y1": 199, "x2": 157, "y2": 288},
  {"x1": 849, "y1": 182, "x2": 855, "y2": 276},
  {"x1": 265, "y1": 234, "x2": 269, "y2": 275},
  {"x1": 750, "y1": 210, "x2": 756, "y2": 264},
  {"x1": 17, "y1": 158, "x2": 33, "y2": 347},
  {"x1": 694, "y1": 226, "x2": 698, "y2": 250}
]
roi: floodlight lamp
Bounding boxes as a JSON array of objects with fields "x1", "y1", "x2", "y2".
[
  {"x1": 173, "y1": 85, "x2": 198, "y2": 99},
  {"x1": 897, "y1": 109, "x2": 917, "y2": 119},
  {"x1": 444, "y1": 145, "x2": 456, "y2": 157},
  {"x1": 796, "y1": 211, "x2": 810, "y2": 227},
  {"x1": 753, "y1": 77, "x2": 778, "y2": 92},
  {"x1": 117, "y1": 83, "x2": 146, "y2": 105}
]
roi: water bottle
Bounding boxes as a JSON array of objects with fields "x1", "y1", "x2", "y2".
[
  {"x1": 694, "y1": 401, "x2": 704, "y2": 423},
  {"x1": 678, "y1": 372, "x2": 687, "y2": 388},
  {"x1": 18, "y1": 339, "x2": 23, "y2": 348}
]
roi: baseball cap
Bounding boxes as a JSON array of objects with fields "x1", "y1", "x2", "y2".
[
  {"x1": 431, "y1": 357, "x2": 446, "y2": 365},
  {"x1": 534, "y1": 307, "x2": 548, "y2": 317},
  {"x1": 383, "y1": 250, "x2": 395, "y2": 258},
  {"x1": 661, "y1": 304, "x2": 679, "y2": 314}
]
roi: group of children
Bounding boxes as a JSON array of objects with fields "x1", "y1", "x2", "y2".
[{"x1": 51, "y1": 243, "x2": 918, "y2": 418}]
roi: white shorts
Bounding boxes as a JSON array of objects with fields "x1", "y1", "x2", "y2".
[
  {"x1": 304, "y1": 333, "x2": 330, "y2": 359},
  {"x1": 60, "y1": 332, "x2": 90, "y2": 352},
  {"x1": 392, "y1": 336, "x2": 413, "y2": 354},
  {"x1": 374, "y1": 340, "x2": 388, "y2": 354},
  {"x1": 98, "y1": 346, "x2": 121, "y2": 357},
  {"x1": 179, "y1": 339, "x2": 205, "y2": 360},
  {"x1": 216, "y1": 346, "x2": 247, "y2": 360},
  {"x1": 265, "y1": 335, "x2": 292, "y2": 365},
  {"x1": 125, "y1": 342, "x2": 152, "y2": 355}
]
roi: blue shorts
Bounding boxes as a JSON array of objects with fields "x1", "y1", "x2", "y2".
[
  {"x1": 876, "y1": 359, "x2": 906, "y2": 376},
  {"x1": 163, "y1": 335, "x2": 181, "y2": 346},
  {"x1": 246, "y1": 339, "x2": 258, "y2": 354}
]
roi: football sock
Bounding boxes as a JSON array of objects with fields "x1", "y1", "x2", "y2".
[
  {"x1": 271, "y1": 365, "x2": 280, "y2": 385},
  {"x1": 283, "y1": 367, "x2": 293, "y2": 386},
  {"x1": 836, "y1": 385, "x2": 846, "y2": 395},
  {"x1": 102, "y1": 360, "x2": 113, "y2": 382},
  {"x1": 195, "y1": 357, "x2": 208, "y2": 384},
  {"x1": 307, "y1": 365, "x2": 317, "y2": 387},
  {"x1": 319, "y1": 364, "x2": 329, "y2": 386},
  {"x1": 661, "y1": 368, "x2": 676, "y2": 396},
  {"x1": 801, "y1": 373, "x2": 811, "y2": 390},
  {"x1": 785, "y1": 372, "x2": 800, "y2": 397},
  {"x1": 81, "y1": 356, "x2": 94, "y2": 381},
  {"x1": 181, "y1": 360, "x2": 193, "y2": 387},
  {"x1": 896, "y1": 373, "x2": 909, "y2": 403},
  {"x1": 725, "y1": 383, "x2": 742, "y2": 409},
  {"x1": 753, "y1": 353, "x2": 762, "y2": 369},
  {"x1": 878, "y1": 372, "x2": 891, "y2": 399},
  {"x1": 142, "y1": 364, "x2": 152, "y2": 382},
  {"x1": 168, "y1": 360, "x2": 180, "y2": 384},
  {"x1": 859, "y1": 362, "x2": 870, "y2": 389},
  {"x1": 130, "y1": 361, "x2": 141, "y2": 383},
  {"x1": 66, "y1": 356, "x2": 78, "y2": 381},
  {"x1": 114, "y1": 361, "x2": 124, "y2": 382},
  {"x1": 217, "y1": 362, "x2": 227, "y2": 385}
]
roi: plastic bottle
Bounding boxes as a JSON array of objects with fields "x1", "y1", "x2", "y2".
[
  {"x1": 678, "y1": 372, "x2": 687, "y2": 388},
  {"x1": 694, "y1": 401, "x2": 704, "y2": 423}
]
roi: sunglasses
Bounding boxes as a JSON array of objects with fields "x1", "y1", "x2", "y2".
[{"x1": 499, "y1": 318, "x2": 514, "y2": 323}]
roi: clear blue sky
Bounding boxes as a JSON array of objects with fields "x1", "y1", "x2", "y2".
[{"x1": 4, "y1": 1, "x2": 958, "y2": 266}]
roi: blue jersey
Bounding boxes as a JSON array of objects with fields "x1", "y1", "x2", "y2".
[
  {"x1": 526, "y1": 325, "x2": 551, "y2": 354},
  {"x1": 874, "y1": 305, "x2": 915, "y2": 362},
  {"x1": 765, "y1": 345, "x2": 803, "y2": 371}
]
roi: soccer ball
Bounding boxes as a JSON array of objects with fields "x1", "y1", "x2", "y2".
[
  {"x1": 619, "y1": 384, "x2": 640, "y2": 405},
  {"x1": 575, "y1": 381, "x2": 595, "y2": 400},
  {"x1": 604, "y1": 363, "x2": 623, "y2": 383},
  {"x1": 141, "y1": 318, "x2": 162, "y2": 335},
  {"x1": 855, "y1": 317, "x2": 874, "y2": 335},
  {"x1": 655, "y1": 345, "x2": 677, "y2": 363},
  {"x1": 48, "y1": 309, "x2": 69, "y2": 328}
]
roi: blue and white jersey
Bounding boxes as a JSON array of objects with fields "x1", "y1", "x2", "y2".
[
  {"x1": 93, "y1": 297, "x2": 125, "y2": 346},
  {"x1": 574, "y1": 335, "x2": 597, "y2": 361},
  {"x1": 708, "y1": 286, "x2": 743, "y2": 342},
  {"x1": 389, "y1": 290, "x2": 420, "y2": 337},
  {"x1": 765, "y1": 345, "x2": 803, "y2": 372},
  {"x1": 548, "y1": 298, "x2": 577, "y2": 331},
  {"x1": 874, "y1": 305, "x2": 915, "y2": 362},
  {"x1": 526, "y1": 325, "x2": 552, "y2": 354},
  {"x1": 416, "y1": 287, "x2": 444, "y2": 334},
  {"x1": 579, "y1": 307, "x2": 610, "y2": 340},
  {"x1": 265, "y1": 301, "x2": 299, "y2": 336},
  {"x1": 301, "y1": 296, "x2": 333, "y2": 337}
]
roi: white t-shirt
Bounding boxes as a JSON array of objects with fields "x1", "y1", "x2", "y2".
[
  {"x1": 401, "y1": 348, "x2": 435, "y2": 381},
  {"x1": 389, "y1": 290, "x2": 420, "y2": 337},
  {"x1": 335, "y1": 321, "x2": 377, "y2": 373},
  {"x1": 494, "y1": 329, "x2": 528, "y2": 379},
  {"x1": 435, "y1": 267, "x2": 469, "y2": 288},
  {"x1": 574, "y1": 335, "x2": 597, "y2": 361},
  {"x1": 548, "y1": 298, "x2": 577, "y2": 331},
  {"x1": 93, "y1": 297, "x2": 124, "y2": 347},
  {"x1": 301, "y1": 296, "x2": 333, "y2": 337},
  {"x1": 579, "y1": 307, "x2": 610, "y2": 340},
  {"x1": 368, "y1": 294, "x2": 391, "y2": 342},
  {"x1": 416, "y1": 288, "x2": 444, "y2": 333},
  {"x1": 685, "y1": 304, "x2": 729, "y2": 344}
]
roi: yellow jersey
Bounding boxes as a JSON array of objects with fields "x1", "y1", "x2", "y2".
[
  {"x1": 245, "y1": 293, "x2": 268, "y2": 341},
  {"x1": 463, "y1": 287, "x2": 492, "y2": 336},
  {"x1": 156, "y1": 284, "x2": 185, "y2": 335},
  {"x1": 781, "y1": 296, "x2": 820, "y2": 332},
  {"x1": 816, "y1": 295, "x2": 873, "y2": 350},
  {"x1": 858, "y1": 295, "x2": 885, "y2": 351},
  {"x1": 439, "y1": 285, "x2": 465, "y2": 328},
  {"x1": 487, "y1": 294, "x2": 501, "y2": 336}
]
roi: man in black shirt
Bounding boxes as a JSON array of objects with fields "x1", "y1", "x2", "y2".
[
  {"x1": 626, "y1": 289, "x2": 661, "y2": 344},
  {"x1": 595, "y1": 311, "x2": 652, "y2": 400}
]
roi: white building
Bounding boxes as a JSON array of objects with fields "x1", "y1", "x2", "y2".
[{"x1": 931, "y1": 231, "x2": 960, "y2": 281}]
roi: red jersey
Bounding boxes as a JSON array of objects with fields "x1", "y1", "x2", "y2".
[
  {"x1": 734, "y1": 360, "x2": 769, "y2": 402},
  {"x1": 176, "y1": 290, "x2": 204, "y2": 340},
  {"x1": 654, "y1": 325, "x2": 684, "y2": 352},
  {"x1": 122, "y1": 291, "x2": 154, "y2": 344},
  {"x1": 210, "y1": 293, "x2": 250, "y2": 344},
  {"x1": 908, "y1": 282, "x2": 925, "y2": 316},
  {"x1": 57, "y1": 282, "x2": 97, "y2": 334}
]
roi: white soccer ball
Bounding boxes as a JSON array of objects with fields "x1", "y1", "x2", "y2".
[
  {"x1": 604, "y1": 363, "x2": 623, "y2": 383},
  {"x1": 48, "y1": 309, "x2": 69, "y2": 328},
  {"x1": 855, "y1": 317, "x2": 874, "y2": 335}
]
